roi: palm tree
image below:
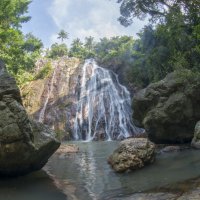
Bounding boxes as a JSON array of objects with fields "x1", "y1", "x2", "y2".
[
  {"x1": 72, "y1": 38, "x2": 83, "y2": 47},
  {"x1": 57, "y1": 30, "x2": 68, "y2": 42},
  {"x1": 85, "y1": 36, "x2": 94, "y2": 52}
]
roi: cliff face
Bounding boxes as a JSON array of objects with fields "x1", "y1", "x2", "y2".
[
  {"x1": 0, "y1": 61, "x2": 60, "y2": 176},
  {"x1": 22, "y1": 57, "x2": 141, "y2": 140},
  {"x1": 22, "y1": 57, "x2": 82, "y2": 140}
]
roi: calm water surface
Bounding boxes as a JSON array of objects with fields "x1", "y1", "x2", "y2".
[
  {"x1": 0, "y1": 170, "x2": 66, "y2": 200},
  {"x1": 1, "y1": 141, "x2": 200, "y2": 200},
  {"x1": 45, "y1": 141, "x2": 200, "y2": 200}
]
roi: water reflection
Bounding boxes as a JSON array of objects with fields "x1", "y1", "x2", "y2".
[{"x1": 46, "y1": 142, "x2": 200, "y2": 200}]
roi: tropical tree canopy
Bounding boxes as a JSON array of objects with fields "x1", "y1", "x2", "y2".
[
  {"x1": 117, "y1": 0, "x2": 200, "y2": 26},
  {"x1": 57, "y1": 29, "x2": 69, "y2": 42}
]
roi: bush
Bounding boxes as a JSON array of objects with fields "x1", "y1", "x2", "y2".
[
  {"x1": 47, "y1": 43, "x2": 68, "y2": 58},
  {"x1": 34, "y1": 61, "x2": 53, "y2": 80}
]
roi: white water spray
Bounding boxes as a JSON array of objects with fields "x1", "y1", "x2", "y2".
[
  {"x1": 39, "y1": 68, "x2": 56, "y2": 123},
  {"x1": 73, "y1": 59, "x2": 142, "y2": 141}
]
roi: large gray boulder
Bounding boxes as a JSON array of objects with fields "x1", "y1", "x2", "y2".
[
  {"x1": 133, "y1": 72, "x2": 200, "y2": 144},
  {"x1": 108, "y1": 138, "x2": 155, "y2": 173},
  {"x1": 0, "y1": 61, "x2": 60, "y2": 176}
]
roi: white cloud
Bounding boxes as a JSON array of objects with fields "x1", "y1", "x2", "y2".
[
  {"x1": 48, "y1": 0, "x2": 147, "y2": 46},
  {"x1": 49, "y1": 0, "x2": 70, "y2": 27}
]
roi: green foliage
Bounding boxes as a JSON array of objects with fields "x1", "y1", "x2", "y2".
[
  {"x1": 47, "y1": 43, "x2": 68, "y2": 59},
  {"x1": 0, "y1": 0, "x2": 43, "y2": 87},
  {"x1": 0, "y1": 0, "x2": 31, "y2": 29},
  {"x1": 34, "y1": 61, "x2": 53, "y2": 80},
  {"x1": 57, "y1": 29, "x2": 68, "y2": 42},
  {"x1": 84, "y1": 36, "x2": 95, "y2": 51},
  {"x1": 16, "y1": 70, "x2": 34, "y2": 88},
  {"x1": 23, "y1": 33, "x2": 43, "y2": 52},
  {"x1": 69, "y1": 38, "x2": 89, "y2": 59},
  {"x1": 175, "y1": 69, "x2": 200, "y2": 86},
  {"x1": 117, "y1": 0, "x2": 200, "y2": 26},
  {"x1": 113, "y1": 0, "x2": 200, "y2": 87},
  {"x1": 95, "y1": 36, "x2": 134, "y2": 64}
]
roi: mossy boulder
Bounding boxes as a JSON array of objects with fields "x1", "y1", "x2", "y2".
[
  {"x1": 0, "y1": 61, "x2": 60, "y2": 176},
  {"x1": 133, "y1": 72, "x2": 200, "y2": 144}
]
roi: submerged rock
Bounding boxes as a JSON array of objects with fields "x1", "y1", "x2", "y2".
[
  {"x1": 161, "y1": 146, "x2": 181, "y2": 153},
  {"x1": 55, "y1": 144, "x2": 79, "y2": 155},
  {"x1": 133, "y1": 72, "x2": 200, "y2": 144},
  {"x1": 177, "y1": 186, "x2": 200, "y2": 200},
  {"x1": 108, "y1": 138, "x2": 155, "y2": 173},
  {"x1": 191, "y1": 121, "x2": 200, "y2": 148},
  {"x1": 113, "y1": 192, "x2": 177, "y2": 200},
  {"x1": 0, "y1": 61, "x2": 60, "y2": 176}
]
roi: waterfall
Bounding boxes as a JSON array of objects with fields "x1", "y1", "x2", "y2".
[
  {"x1": 39, "y1": 67, "x2": 56, "y2": 123},
  {"x1": 73, "y1": 59, "x2": 142, "y2": 141}
]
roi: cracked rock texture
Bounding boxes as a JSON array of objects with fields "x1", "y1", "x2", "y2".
[
  {"x1": 108, "y1": 138, "x2": 155, "y2": 172},
  {"x1": 0, "y1": 61, "x2": 60, "y2": 176}
]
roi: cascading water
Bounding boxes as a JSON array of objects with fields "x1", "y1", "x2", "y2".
[
  {"x1": 73, "y1": 59, "x2": 142, "y2": 141},
  {"x1": 39, "y1": 67, "x2": 57, "y2": 123}
]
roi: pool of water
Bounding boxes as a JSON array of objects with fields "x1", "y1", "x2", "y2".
[
  {"x1": 45, "y1": 141, "x2": 200, "y2": 200},
  {"x1": 1, "y1": 141, "x2": 200, "y2": 200},
  {"x1": 0, "y1": 170, "x2": 66, "y2": 200}
]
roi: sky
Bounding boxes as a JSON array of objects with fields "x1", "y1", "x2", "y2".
[{"x1": 22, "y1": 0, "x2": 148, "y2": 48}]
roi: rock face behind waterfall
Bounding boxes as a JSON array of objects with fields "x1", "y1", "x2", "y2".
[
  {"x1": 22, "y1": 58, "x2": 142, "y2": 140},
  {"x1": 133, "y1": 72, "x2": 200, "y2": 144},
  {"x1": 22, "y1": 57, "x2": 82, "y2": 140},
  {"x1": 0, "y1": 61, "x2": 60, "y2": 176}
]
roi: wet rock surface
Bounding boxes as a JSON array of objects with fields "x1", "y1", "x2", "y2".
[
  {"x1": 0, "y1": 62, "x2": 60, "y2": 176},
  {"x1": 191, "y1": 121, "x2": 200, "y2": 148},
  {"x1": 22, "y1": 58, "x2": 142, "y2": 140},
  {"x1": 113, "y1": 176, "x2": 200, "y2": 200},
  {"x1": 22, "y1": 57, "x2": 82, "y2": 140},
  {"x1": 133, "y1": 72, "x2": 200, "y2": 144},
  {"x1": 160, "y1": 146, "x2": 181, "y2": 153},
  {"x1": 113, "y1": 192, "x2": 177, "y2": 200},
  {"x1": 108, "y1": 138, "x2": 155, "y2": 172},
  {"x1": 55, "y1": 144, "x2": 79, "y2": 155}
]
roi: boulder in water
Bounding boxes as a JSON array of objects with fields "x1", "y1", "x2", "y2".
[
  {"x1": 108, "y1": 138, "x2": 155, "y2": 173},
  {"x1": 133, "y1": 72, "x2": 200, "y2": 144},
  {"x1": 191, "y1": 121, "x2": 200, "y2": 149},
  {"x1": 0, "y1": 61, "x2": 60, "y2": 176}
]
